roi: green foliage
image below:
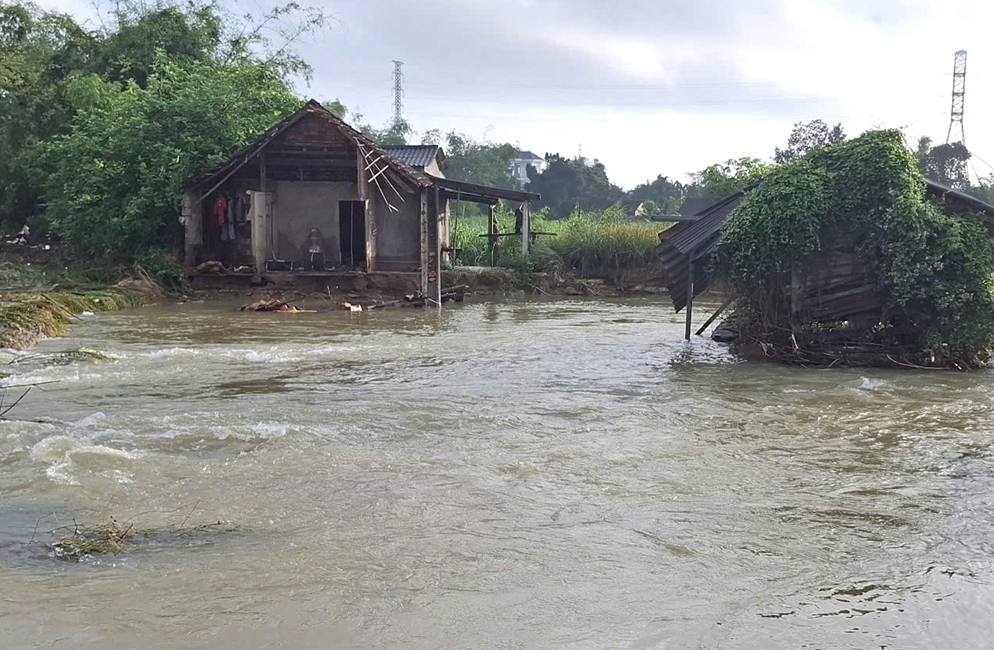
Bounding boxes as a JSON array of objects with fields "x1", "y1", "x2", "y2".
[
  {"x1": 135, "y1": 250, "x2": 188, "y2": 290},
  {"x1": 915, "y1": 137, "x2": 971, "y2": 189},
  {"x1": 627, "y1": 175, "x2": 684, "y2": 214},
  {"x1": 450, "y1": 204, "x2": 660, "y2": 277},
  {"x1": 774, "y1": 119, "x2": 846, "y2": 164},
  {"x1": 39, "y1": 56, "x2": 299, "y2": 260},
  {"x1": 720, "y1": 160, "x2": 829, "y2": 289},
  {"x1": 528, "y1": 154, "x2": 624, "y2": 219},
  {"x1": 444, "y1": 133, "x2": 519, "y2": 189},
  {"x1": 718, "y1": 129, "x2": 994, "y2": 359},
  {"x1": 689, "y1": 157, "x2": 769, "y2": 201},
  {"x1": 0, "y1": 0, "x2": 325, "y2": 236}
]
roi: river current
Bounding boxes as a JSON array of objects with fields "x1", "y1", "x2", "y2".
[{"x1": 1, "y1": 297, "x2": 993, "y2": 649}]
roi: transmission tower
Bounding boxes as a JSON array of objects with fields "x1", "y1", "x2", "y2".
[
  {"x1": 947, "y1": 50, "x2": 967, "y2": 144},
  {"x1": 392, "y1": 60, "x2": 404, "y2": 128}
]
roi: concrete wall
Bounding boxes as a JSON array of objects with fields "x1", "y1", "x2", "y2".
[
  {"x1": 274, "y1": 181, "x2": 359, "y2": 265},
  {"x1": 374, "y1": 189, "x2": 421, "y2": 271}
]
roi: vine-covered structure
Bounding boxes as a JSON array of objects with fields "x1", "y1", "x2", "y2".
[{"x1": 656, "y1": 131, "x2": 994, "y2": 367}]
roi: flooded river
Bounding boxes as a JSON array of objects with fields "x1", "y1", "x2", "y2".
[{"x1": 2, "y1": 297, "x2": 994, "y2": 649}]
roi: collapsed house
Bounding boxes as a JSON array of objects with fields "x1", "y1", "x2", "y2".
[
  {"x1": 658, "y1": 179, "x2": 994, "y2": 341},
  {"x1": 654, "y1": 130, "x2": 994, "y2": 371},
  {"x1": 180, "y1": 100, "x2": 539, "y2": 303}
]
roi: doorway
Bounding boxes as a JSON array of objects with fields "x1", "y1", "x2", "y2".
[{"x1": 339, "y1": 201, "x2": 366, "y2": 269}]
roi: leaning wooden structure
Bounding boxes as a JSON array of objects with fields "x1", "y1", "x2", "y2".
[{"x1": 657, "y1": 180, "x2": 994, "y2": 340}]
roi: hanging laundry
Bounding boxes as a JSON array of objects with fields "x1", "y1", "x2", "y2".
[{"x1": 214, "y1": 195, "x2": 227, "y2": 226}]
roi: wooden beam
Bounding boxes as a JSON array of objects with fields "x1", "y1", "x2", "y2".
[
  {"x1": 427, "y1": 185, "x2": 442, "y2": 307},
  {"x1": 441, "y1": 191, "x2": 499, "y2": 206},
  {"x1": 436, "y1": 177, "x2": 541, "y2": 202},
  {"x1": 695, "y1": 296, "x2": 732, "y2": 337},
  {"x1": 685, "y1": 254, "x2": 695, "y2": 341},
  {"x1": 420, "y1": 188, "x2": 429, "y2": 296},
  {"x1": 521, "y1": 200, "x2": 531, "y2": 258},
  {"x1": 263, "y1": 157, "x2": 358, "y2": 168}
]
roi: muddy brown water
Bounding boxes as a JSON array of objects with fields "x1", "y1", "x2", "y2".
[{"x1": 1, "y1": 297, "x2": 994, "y2": 649}]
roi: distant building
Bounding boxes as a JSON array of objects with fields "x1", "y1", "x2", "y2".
[
  {"x1": 613, "y1": 200, "x2": 649, "y2": 219},
  {"x1": 509, "y1": 151, "x2": 547, "y2": 185}
]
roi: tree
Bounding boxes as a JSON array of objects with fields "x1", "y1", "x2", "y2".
[
  {"x1": 688, "y1": 157, "x2": 769, "y2": 201},
  {"x1": 0, "y1": 0, "x2": 326, "y2": 234},
  {"x1": 528, "y1": 154, "x2": 623, "y2": 219},
  {"x1": 443, "y1": 132, "x2": 518, "y2": 188},
  {"x1": 626, "y1": 175, "x2": 685, "y2": 214},
  {"x1": 914, "y1": 137, "x2": 971, "y2": 189},
  {"x1": 39, "y1": 56, "x2": 300, "y2": 260},
  {"x1": 774, "y1": 119, "x2": 846, "y2": 164}
]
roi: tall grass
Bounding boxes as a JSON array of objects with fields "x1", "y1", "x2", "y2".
[
  {"x1": 450, "y1": 204, "x2": 665, "y2": 276},
  {"x1": 0, "y1": 290, "x2": 143, "y2": 349}
]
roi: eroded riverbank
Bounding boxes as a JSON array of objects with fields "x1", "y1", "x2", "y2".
[{"x1": 2, "y1": 297, "x2": 994, "y2": 649}]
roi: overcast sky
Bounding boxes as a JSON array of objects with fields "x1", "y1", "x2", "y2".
[{"x1": 40, "y1": 0, "x2": 994, "y2": 189}]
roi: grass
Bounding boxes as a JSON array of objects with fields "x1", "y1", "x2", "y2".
[
  {"x1": 0, "y1": 290, "x2": 143, "y2": 350},
  {"x1": 450, "y1": 205, "x2": 666, "y2": 278}
]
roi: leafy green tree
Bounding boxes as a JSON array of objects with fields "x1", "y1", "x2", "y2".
[
  {"x1": 688, "y1": 157, "x2": 769, "y2": 201},
  {"x1": 528, "y1": 154, "x2": 624, "y2": 219},
  {"x1": 0, "y1": 2, "x2": 100, "y2": 231},
  {"x1": 626, "y1": 175, "x2": 684, "y2": 214},
  {"x1": 774, "y1": 119, "x2": 846, "y2": 164},
  {"x1": 0, "y1": 0, "x2": 324, "y2": 234},
  {"x1": 39, "y1": 56, "x2": 299, "y2": 260},
  {"x1": 443, "y1": 133, "x2": 518, "y2": 188},
  {"x1": 914, "y1": 137, "x2": 971, "y2": 189},
  {"x1": 98, "y1": 3, "x2": 222, "y2": 86}
]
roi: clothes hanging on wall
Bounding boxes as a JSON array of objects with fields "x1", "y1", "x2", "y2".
[{"x1": 214, "y1": 195, "x2": 228, "y2": 226}]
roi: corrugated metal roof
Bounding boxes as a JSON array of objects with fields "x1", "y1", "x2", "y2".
[
  {"x1": 383, "y1": 145, "x2": 442, "y2": 169},
  {"x1": 655, "y1": 189, "x2": 750, "y2": 313}
]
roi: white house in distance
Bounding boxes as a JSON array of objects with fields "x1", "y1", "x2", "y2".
[{"x1": 509, "y1": 151, "x2": 547, "y2": 186}]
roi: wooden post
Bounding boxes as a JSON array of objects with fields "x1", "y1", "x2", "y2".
[
  {"x1": 488, "y1": 204, "x2": 498, "y2": 266},
  {"x1": 181, "y1": 190, "x2": 202, "y2": 268},
  {"x1": 247, "y1": 190, "x2": 271, "y2": 274},
  {"x1": 428, "y1": 185, "x2": 442, "y2": 306},
  {"x1": 521, "y1": 200, "x2": 531, "y2": 257},
  {"x1": 420, "y1": 188, "x2": 429, "y2": 296},
  {"x1": 685, "y1": 253, "x2": 695, "y2": 341}
]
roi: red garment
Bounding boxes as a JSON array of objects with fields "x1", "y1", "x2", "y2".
[{"x1": 214, "y1": 195, "x2": 227, "y2": 226}]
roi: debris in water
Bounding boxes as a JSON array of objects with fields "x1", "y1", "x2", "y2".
[
  {"x1": 239, "y1": 299, "x2": 314, "y2": 313},
  {"x1": 40, "y1": 516, "x2": 238, "y2": 563}
]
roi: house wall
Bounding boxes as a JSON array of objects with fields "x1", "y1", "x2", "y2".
[
  {"x1": 274, "y1": 181, "x2": 359, "y2": 265},
  {"x1": 374, "y1": 189, "x2": 422, "y2": 272}
]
